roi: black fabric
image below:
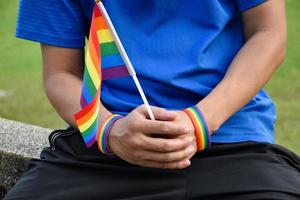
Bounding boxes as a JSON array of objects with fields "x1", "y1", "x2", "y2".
[{"x1": 4, "y1": 129, "x2": 300, "y2": 200}]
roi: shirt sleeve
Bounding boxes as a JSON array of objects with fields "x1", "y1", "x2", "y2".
[
  {"x1": 16, "y1": 0, "x2": 86, "y2": 48},
  {"x1": 236, "y1": 0, "x2": 268, "y2": 12}
]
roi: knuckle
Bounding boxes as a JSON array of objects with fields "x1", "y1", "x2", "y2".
[
  {"x1": 136, "y1": 104, "x2": 144, "y2": 110},
  {"x1": 159, "y1": 123, "x2": 169, "y2": 132},
  {"x1": 179, "y1": 151, "x2": 187, "y2": 160},
  {"x1": 162, "y1": 142, "x2": 172, "y2": 151},
  {"x1": 160, "y1": 163, "x2": 168, "y2": 169},
  {"x1": 163, "y1": 154, "x2": 172, "y2": 162},
  {"x1": 184, "y1": 149, "x2": 191, "y2": 157},
  {"x1": 156, "y1": 110, "x2": 165, "y2": 118},
  {"x1": 137, "y1": 104, "x2": 146, "y2": 112},
  {"x1": 180, "y1": 140, "x2": 188, "y2": 148},
  {"x1": 156, "y1": 145, "x2": 165, "y2": 152}
]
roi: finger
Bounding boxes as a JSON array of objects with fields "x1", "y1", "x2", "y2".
[
  {"x1": 136, "y1": 159, "x2": 191, "y2": 169},
  {"x1": 150, "y1": 106, "x2": 177, "y2": 121},
  {"x1": 132, "y1": 145, "x2": 195, "y2": 163},
  {"x1": 136, "y1": 104, "x2": 177, "y2": 120},
  {"x1": 140, "y1": 135, "x2": 193, "y2": 152},
  {"x1": 140, "y1": 120, "x2": 188, "y2": 136}
]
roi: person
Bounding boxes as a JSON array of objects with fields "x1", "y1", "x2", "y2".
[{"x1": 5, "y1": 0, "x2": 300, "y2": 199}]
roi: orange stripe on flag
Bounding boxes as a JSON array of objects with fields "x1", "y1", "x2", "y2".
[
  {"x1": 88, "y1": 37, "x2": 100, "y2": 70},
  {"x1": 74, "y1": 90, "x2": 100, "y2": 120},
  {"x1": 95, "y1": 17, "x2": 108, "y2": 30},
  {"x1": 77, "y1": 99, "x2": 99, "y2": 126}
]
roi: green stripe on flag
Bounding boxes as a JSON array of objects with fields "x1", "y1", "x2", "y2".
[
  {"x1": 100, "y1": 42, "x2": 119, "y2": 56},
  {"x1": 83, "y1": 66, "x2": 97, "y2": 95},
  {"x1": 82, "y1": 117, "x2": 98, "y2": 138}
]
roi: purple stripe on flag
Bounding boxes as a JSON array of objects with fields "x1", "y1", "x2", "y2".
[
  {"x1": 80, "y1": 94, "x2": 88, "y2": 108},
  {"x1": 102, "y1": 65, "x2": 130, "y2": 80},
  {"x1": 85, "y1": 137, "x2": 97, "y2": 148}
]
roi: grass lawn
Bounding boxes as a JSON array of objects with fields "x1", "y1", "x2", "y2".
[{"x1": 0, "y1": 0, "x2": 299, "y2": 154}]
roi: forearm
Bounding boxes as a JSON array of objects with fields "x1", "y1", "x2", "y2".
[
  {"x1": 41, "y1": 44, "x2": 111, "y2": 129},
  {"x1": 197, "y1": 29, "x2": 286, "y2": 133},
  {"x1": 44, "y1": 72, "x2": 111, "y2": 128}
]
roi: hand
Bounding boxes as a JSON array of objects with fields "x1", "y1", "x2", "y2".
[
  {"x1": 165, "y1": 110, "x2": 197, "y2": 161},
  {"x1": 108, "y1": 105, "x2": 194, "y2": 169}
]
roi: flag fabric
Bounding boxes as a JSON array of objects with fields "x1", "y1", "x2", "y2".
[
  {"x1": 96, "y1": 5, "x2": 130, "y2": 81},
  {"x1": 74, "y1": 4, "x2": 129, "y2": 148}
]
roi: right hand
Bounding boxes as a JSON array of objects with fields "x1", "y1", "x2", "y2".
[{"x1": 108, "y1": 105, "x2": 195, "y2": 169}]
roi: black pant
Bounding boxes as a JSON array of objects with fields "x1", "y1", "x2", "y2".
[{"x1": 4, "y1": 128, "x2": 300, "y2": 200}]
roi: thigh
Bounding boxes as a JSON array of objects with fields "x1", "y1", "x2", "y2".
[
  {"x1": 187, "y1": 142, "x2": 300, "y2": 200},
  {"x1": 4, "y1": 129, "x2": 186, "y2": 200}
]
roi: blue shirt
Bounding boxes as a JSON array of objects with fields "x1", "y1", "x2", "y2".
[{"x1": 16, "y1": 0, "x2": 275, "y2": 143}]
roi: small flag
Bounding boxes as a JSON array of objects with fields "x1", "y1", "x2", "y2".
[
  {"x1": 74, "y1": 4, "x2": 129, "y2": 148},
  {"x1": 95, "y1": 6, "x2": 130, "y2": 81}
]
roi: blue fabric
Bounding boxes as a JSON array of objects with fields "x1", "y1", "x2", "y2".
[
  {"x1": 16, "y1": 0, "x2": 275, "y2": 143},
  {"x1": 237, "y1": 0, "x2": 268, "y2": 11},
  {"x1": 102, "y1": 54, "x2": 124, "y2": 68}
]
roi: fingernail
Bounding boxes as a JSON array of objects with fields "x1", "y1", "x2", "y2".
[{"x1": 186, "y1": 160, "x2": 191, "y2": 166}]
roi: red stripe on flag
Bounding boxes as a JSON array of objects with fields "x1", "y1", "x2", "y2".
[
  {"x1": 74, "y1": 90, "x2": 100, "y2": 120},
  {"x1": 94, "y1": 4, "x2": 101, "y2": 18},
  {"x1": 90, "y1": 15, "x2": 100, "y2": 62}
]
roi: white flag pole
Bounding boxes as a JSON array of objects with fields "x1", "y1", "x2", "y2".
[{"x1": 96, "y1": 1, "x2": 155, "y2": 120}]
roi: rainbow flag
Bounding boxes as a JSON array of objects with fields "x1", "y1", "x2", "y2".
[{"x1": 74, "y1": 4, "x2": 129, "y2": 148}]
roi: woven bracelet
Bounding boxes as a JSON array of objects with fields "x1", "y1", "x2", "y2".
[
  {"x1": 183, "y1": 106, "x2": 211, "y2": 151},
  {"x1": 97, "y1": 114, "x2": 124, "y2": 155}
]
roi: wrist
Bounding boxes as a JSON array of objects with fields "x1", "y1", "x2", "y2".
[
  {"x1": 98, "y1": 109, "x2": 113, "y2": 125},
  {"x1": 97, "y1": 114, "x2": 124, "y2": 155},
  {"x1": 195, "y1": 101, "x2": 222, "y2": 134},
  {"x1": 183, "y1": 106, "x2": 211, "y2": 152}
]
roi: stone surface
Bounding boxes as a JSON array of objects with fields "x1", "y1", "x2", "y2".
[{"x1": 0, "y1": 118, "x2": 52, "y2": 198}]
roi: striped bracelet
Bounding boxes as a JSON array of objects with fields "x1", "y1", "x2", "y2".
[
  {"x1": 97, "y1": 114, "x2": 124, "y2": 155},
  {"x1": 183, "y1": 106, "x2": 211, "y2": 151}
]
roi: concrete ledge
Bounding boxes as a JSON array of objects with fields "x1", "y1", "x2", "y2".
[{"x1": 0, "y1": 118, "x2": 52, "y2": 198}]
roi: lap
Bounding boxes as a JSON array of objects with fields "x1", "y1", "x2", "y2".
[
  {"x1": 4, "y1": 129, "x2": 300, "y2": 200},
  {"x1": 188, "y1": 142, "x2": 300, "y2": 199}
]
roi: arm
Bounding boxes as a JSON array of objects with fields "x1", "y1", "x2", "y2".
[
  {"x1": 163, "y1": 1, "x2": 286, "y2": 162},
  {"x1": 41, "y1": 44, "x2": 111, "y2": 127},
  {"x1": 197, "y1": 1, "x2": 286, "y2": 132},
  {"x1": 41, "y1": 44, "x2": 193, "y2": 169}
]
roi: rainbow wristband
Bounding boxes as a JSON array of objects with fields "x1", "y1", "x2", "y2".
[
  {"x1": 97, "y1": 114, "x2": 124, "y2": 155},
  {"x1": 183, "y1": 106, "x2": 211, "y2": 151}
]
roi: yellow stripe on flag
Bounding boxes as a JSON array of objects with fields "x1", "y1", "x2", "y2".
[
  {"x1": 97, "y1": 29, "x2": 114, "y2": 44},
  {"x1": 85, "y1": 49, "x2": 100, "y2": 88}
]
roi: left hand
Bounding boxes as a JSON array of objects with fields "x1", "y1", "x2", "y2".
[{"x1": 154, "y1": 110, "x2": 198, "y2": 161}]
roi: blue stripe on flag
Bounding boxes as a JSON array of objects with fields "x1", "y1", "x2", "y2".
[
  {"x1": 102, "y1": 54, "x2": 124, "y2": 69},
  {"x1": 84, "y1": 122, "x2": 98, "y2": 143},
  {"x1": 82, "y1": 83, "x2": 93, "y2": 104}
]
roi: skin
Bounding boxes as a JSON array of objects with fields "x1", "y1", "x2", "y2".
[{"x1": 41, "y1": 1, "x2": 286, "y2": 169}]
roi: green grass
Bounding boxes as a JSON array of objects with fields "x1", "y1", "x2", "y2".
[
  {"x1": 0, "y1": 0, "x2": 65, "y2": 128},
  {"x1": 0, "y1": 0, "x2": 299, "y2": 154},
  {"x1": 264, "y1": 0, "x2": 300, "y2": 154}
]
